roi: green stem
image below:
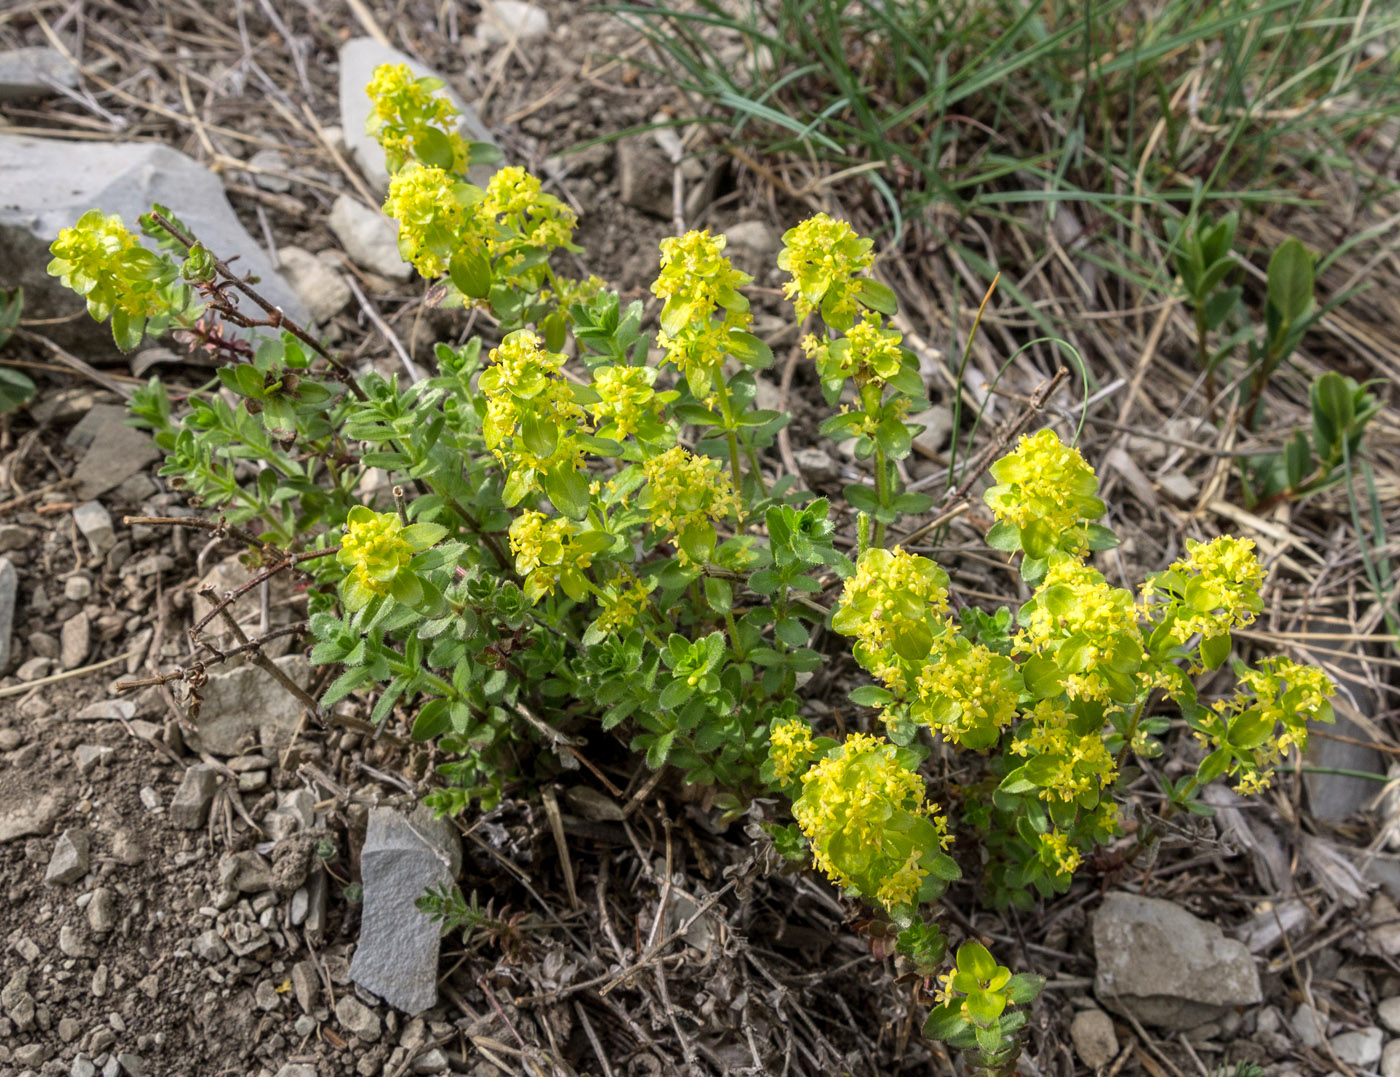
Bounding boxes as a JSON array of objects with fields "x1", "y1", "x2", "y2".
[
  {"x1": 1114, "y1": 693, "x2": 1150, "y2": 773},
  {"x1": 873, "y1": 445, "x2": 890, "y2": 548}
]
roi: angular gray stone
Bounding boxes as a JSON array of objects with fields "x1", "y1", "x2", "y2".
[
  {"x1": 73, "y1": 502, "x2": 116, "y2": 556},
  {"x1": 327, "y1": 196, "x2": 411, "y2": 282},
  {"x1": 44, "y1": 829, "x2": 90, "y2": 885},
  {"x1": 1290, "y1": 1001, "x2": 1327, "y2": 1046},
  {"x1": 276, "y1": 1067, "x2": 318, "y2": 1077},
  {"x1": 86, "y1": 887, "x2": 118, "y2": 933},
  {"x1": 338, "y1": 37, "x2": 500, "y2": 195},
  {"x1": 185, "y1": 654, "x2": 311, "y2": 755},
  {"x1": 0, "y1": 557, "x2": 15, "y2": 670},
  {"x1": 335, "y1": 993, "x2": 381, "y2": 1042},
  {"x1": 1093, "y1": 892, "x2": 1262, "y2": 1029},
  {"x1": 60, "y1": 611, "x2": 91, "y2": 669},
  {"x1": 63, "y1": 405, "x2": 160, "y2": 501},
  {"x1": 277, "y1": 246, "x2": 351, "y2": 323},
  {"x1": 191, "y1": 929, "x2": 228, "y2": 962},
  {"x1": 74, "y1": 744, "x2": 115, "y2": 774},
  {"x1": 412, "y1": 1049, "x2": 450, "y2": 1074},
  {"x1": 349, "y1": 804, "x2": 462, "y2": 1014},
  {"x1": 0, "y1": 788, "x2": 64, "y2": 844},
  {"x1": 1380, "y1": 995, "x2": 1400, "y2": 1033},
  {"x1": 475, "y1": 2, "x2": 549, "y2": 46},
  {"x1": 0, "y1": 134, "x2": 306, "y2": 351},
  {"x1": 169, "y1": 765, "x2": 219, "y2": 829},
  {"x1": 0, "y1": 47, "x2": 79, "y2": 101}
]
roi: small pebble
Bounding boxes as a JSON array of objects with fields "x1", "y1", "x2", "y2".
[{"x1": 139, "y1": 786, "x2": 161, "y2": 811}]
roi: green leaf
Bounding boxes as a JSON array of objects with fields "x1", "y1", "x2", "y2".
[
  {"x1": 1313, "y1": 371, "x2": 1354, "y2": 432},
  {"x1": 414, "y1": 127, "x2": 455, "y2": 169},
  {"x1": 1196, "y1": 746, "x2": 1231, "y2": 784},
  {"x1": 1266, "y1": 237, "x2": 1314, "y2": 325},
  {"x1": 540, "y1": 465, "x2": 590, "y2": 520},
  {"x1": 0, "y1": 368, "x2": 37, "y2": 415},
  {"x1": 389, "y1": 571, "x2": 423, "y2": 607},
  {"x1": 703, "y1": 576, "x2": 732, "y2": 614},
  {"x1": 922, "y1": 1004, "x2": 968, "y2": 1041},
  {"x1": 956, "y1": 940, "x2": 998, "y2": 980},
  {"x1": 542, "y1": 311, "x2": 567, "y2": 353},
  {"x1": 449, "y1": 249, "x2": 492, "y2": 299},
  {"x1": 984, "y1": 521, "x2": 1021, "y2": 553},
  {"x1": 856, "y1": 279, "x2": 898, "y2": 315},
  {"x1": 1005, "y1": 973, "x2": 1044, "y2": 1005},
  {"x1": 849, "y1": 685, "x2": 893, "y2": 707},
  {"x1": 726, "y1": 330, "x2": 773, "y2": 368},
  {"x1": 1199, "y1": 631, "x2": 1231, "y2": 671},
  {"x1": 844, "y1": 484, "x2": 879, "y2": 513}
]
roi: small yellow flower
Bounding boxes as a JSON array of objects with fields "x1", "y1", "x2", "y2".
[
  {"x1": 769, "y1": 718, "x2": 817, "y2": 783},
  {"x1": 366, "y1": 63, "x2": 471, "y2": 176},
  {"x1": 778, "y1": 213, "x2": 874, "y2": 327},
  {"x1": 48, "y1": 210, "x2": 167, "y2": 321},
  {"x1": 339, "y1": 507, "x2": 413, "y2": 596},
  {"x1": 984, "y1": 429, "x2": 1105, "y2": 554},
  {"x1": 639, "y1": 446, "x2": 739, "y2": 562},
  {"x1": 588, "y1": 365, "x2": 664, "y2": 439},
  {"x1": 382, "y1": 163, "x2": 472, "y2": 278}
]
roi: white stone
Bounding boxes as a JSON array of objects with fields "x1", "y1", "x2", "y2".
[
  {"x1": 248, "y1": 149, "x2": 292, "y2": 193},
  {"x1": 1290, "y1": 1002, "x2": 1327, "y2": 1046},
  {"x1": 724, "y1": 220, "x2": 779, "y2": 254},
  {"x1": 1382, "y1": 1039, "x2": 1400, "y2": 1077},
  {"x1": 1331, "y1": 1027, "x2": 1384, "y2": 1067},
  {"x1": 0, "y1": 47, "x2": 79, "y2": 101},
  {"x1": 328, "y1": 196, "x2": 411, "y2": 281},
  {"x1": 277, "y1": 246, "x2": 352, "y2": 323},
  {"x1": 475, "y1": 2, "x2": 550, "y2": 46},
  {"x1": 73, "y1": 502, "x2": 115, "y2": 556},
  {"x1": 1380, "y1": 996, "x2": 1400, "y2": 1034}
]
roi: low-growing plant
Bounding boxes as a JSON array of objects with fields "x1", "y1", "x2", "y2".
[
  {"x1": 47, "y1": 66, "x2": 1338, "y2": 1066},
  {"x1": 1171, "y1": 214, "x2": 1383, "y2": 508},
  {"x1": 0, "y1": 287, "x2": 37, "y2": 415}
]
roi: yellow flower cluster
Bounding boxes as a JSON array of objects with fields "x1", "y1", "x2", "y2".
[
  {"x1": 47, "y1": 210, "x2": 166, "y2": 321},
  {"x1": 832, "y1": 547, "x2": 950, "y2": 690},
  {"x1": 366, "y1": 63, "x2": 471, "y2": 176},
  {"x1": 338, "y1": 508, "x2": 413, "y2": 597},
  {"x1": 1035, "y1": 831, "x2": 1081, "y2": 876},
  {"x1": 383, "y1": 164, "x2": 470, "y2": 278},
  {"x1": 1017, "y1": 560, "x2": 1144, "y2": 703},
  {"x1": 985, "y1": 429, "x2": 1105, "y2": 551},
  {"x1": 778, "y1": 213, "x2": 874, "y2": 326},
  {"x1": 1145, "y1": 535, "x2": 1266, "y2": 645},
  {"x1": 587, "y1": 365, "x2": 664, "y2": 439},
  {"x1": 639, "y1": 446, "x2": 739, "y2": 559},
  {"x1": 480, "y1": 166, "x2": 578, "y2": 265},
  {"x1": 1010, "y1": 699, "x2": 1118, "y2": 802},
  {"x1": 592, "y1": 578, "x2": 651, "y2": 634},
  {"x1": 790, "y1": 732, "x2": 951, "y2": 908},
  {"x1": 479, "y1": 331, "x2": 588, "y2": 491},
  {"x1": 769, "y1": 718, "x2": 818, "y2": 783},
  {"x1": 508, "y1": 511, "x2": 596, "y2": 601},
  {"x1": 1209, "y1": 656, "x2": 1335, "y2": 790},
  {"x1": 650, "y1": 230, "x2": 752, "y2": 395},
  {"x1": 911, "y1": 638, "x2": 1020, "y2": 750}
]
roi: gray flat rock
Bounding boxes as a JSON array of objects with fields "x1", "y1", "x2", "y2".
[
  {"x1": 0, "y1": 47, "x2": 79, "y2": 101},
  {"x1": 349, "y1": 804, "x2": 461, "y2": 1014},
  {"x1": 0, "y1": 134, "x2": 306, "y2": 351},
  {"x1": 184, "y1": 654, "x2": 311, "y2": 755},
  {"x1": 338, "y1": 37, "x2": 500, "y2": 195},
  {"x1": 0, "y1": 557, "x2": 16, "y2": 671},
  {"x1": 1093, "y1": 891, "x2": 1261, "y2": 1029},
  {"x1": 63, "y1": 405, "x2": 160, "y2": 500},
  {"x1": 0, "y1": 788, "x2": 64, "y2": 844}
]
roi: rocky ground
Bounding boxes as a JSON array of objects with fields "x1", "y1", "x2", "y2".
[{"x1": 2, "y1": 1, "x2": 1400, "y2": 1075}]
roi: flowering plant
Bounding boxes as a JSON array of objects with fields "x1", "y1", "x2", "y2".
[{"x1": 45, "y1": 68, "x2": 1342, "y2": 1070}]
